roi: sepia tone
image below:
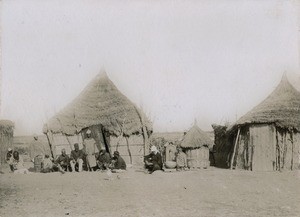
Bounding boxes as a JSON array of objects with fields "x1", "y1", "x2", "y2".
[{"x1": 0, "y1": 1, "x2": 300, "y2": 217}]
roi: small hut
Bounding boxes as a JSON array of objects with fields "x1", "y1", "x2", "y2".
[
  {"x1": 43, "y1": 71, "x2": 152, "y2": 165},
  {"x1": 180, "y1": 124, "x2": 214, "y2": 169},
  {"x1": 227, "y1": 75, "x2": 300, "y2": 171},
  {"x1": 0, "y1": 120, "x2": 14, "y2": 164}
]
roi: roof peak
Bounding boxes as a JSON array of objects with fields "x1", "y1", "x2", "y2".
[{"x1": 98, "y1": 68, "x2": 108, "y2": 79}]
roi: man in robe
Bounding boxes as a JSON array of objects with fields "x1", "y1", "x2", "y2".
[
  {"x1": 83, "y1": 129, "x2": 98, "y2": 171},
  {"x1": 53, "y1": 148, "x2": 70, "y2": 173},
  {"x1": 70, "y1": 143, "x2": 85, "y2": 172},
  {"x1": 144, "y1": 146, "x2": 163, "y2": 174}
]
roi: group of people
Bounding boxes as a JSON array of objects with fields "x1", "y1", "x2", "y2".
[
  {"x1": 39, "y1": 129, "x2": 127, "y2": 173},
  {"x1": 6, "y1": 129, "x2": 186, "y2": 175},
  {"x1": 39, "y1": 145, "x2": 126, "y2": 174},
  {"x1": 6, "y1": 148, "x2": 30, "y2": 174},
  {"x1": 143, "y1": 145, "x2": 188, "y2": 173}
]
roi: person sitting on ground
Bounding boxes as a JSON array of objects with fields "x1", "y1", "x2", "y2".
[
  {"x1": 144, "y1": 146, "x2": 163, "y2": 174},
  {"x1": 70, "y1": 143, "x2": 85, "y2": 172},
  {"x1": 83, "y1": 129, "x2": 98, "y2": 171},
  {"x1": 176, "y1": 147, "x2": 187, "y2": 171},
  {"x1": 6, "y1": 148, "x2": 14, "y2": 172},
  {"x1": 12, "y1": 151, "x2": 30, "y2": 174},
  {"x1": 41, "y1": 154, "x2": 53, "y2": 173},
  {"x1": 97, "y1": 148, "x2": 111, "y2": 170},
  {"x1": 53, "y1": 148, "x2": 70, "y2": 173},
  {"x1": 110, "y1": 151, "x2": 126, "y2": 171}
]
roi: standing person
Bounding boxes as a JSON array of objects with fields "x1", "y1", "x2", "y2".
[
  {"x1": 111, "y1": 151, "x2": 126, "y2": 170},
  {"x1": 6, "y1": 148, "x2": 14, "y2": 172},
  {"x1": 30, "y1": 135, "x2": 50, "y2": 161},
  {"x1": 144, "y1": 146, "x2": 163, "y2": 174},
  {"x1": 83, "y1": 129, "x2": 98, "y2": 171},
  {"x1": 176, "y1": 148, "x2": 187, "y2": 171},
  {"x1": 70, "y1": 143, "x2": 85, "y2": 172},
  {"x1": 97, "y1": 149, "x2": 111, "y2": 170},
  {"x1": 53, "y1": 148, "x2": 70, "y2": 173}
]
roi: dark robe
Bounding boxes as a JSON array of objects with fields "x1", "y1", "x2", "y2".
[
  {"x1": 144, "y1": 152, "x2": 163, "y2": 173},
  {"x1": 97, "y1": 152, "x2": 111, "y2": 170},
  {"x1": 113, "y1": 156, "x2": 126, "y2": 170}
]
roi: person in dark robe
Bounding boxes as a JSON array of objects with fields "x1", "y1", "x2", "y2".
[
  {"x1": 70, "y1": 143, "x2": 85, "y2": 172},
  {"x1": 144, "y1": 146, "x2": 163, "y2": 174},
  {"x1": 111, "y1": 151, "x2": 126, "y2": 170},
  {"x1": 53, "y1": 148, "x2": 70, "y2": 173},
  {"x1": 97, "y1": 149, "x2": 111, "y2": 170}
]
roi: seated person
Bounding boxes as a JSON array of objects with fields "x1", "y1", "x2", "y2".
[
  {"x1": 12, "y1": 151, "x2": 30, "y2": 174},
  {"x1": 6, "y1": 148, "x2": 14, "y2": 172},
  {"x1": 41, "y1": 154, "x2": 53, "y2": 173},
  {"x1": 53, "y1": 148, "x2": 70, "y2": 173},
  {"x1": 110, "y1": 151, "x2": 126, "y2": 171},
  {"x1": 97, "y1": 149, "x2": 111, "y2": 170},
  {"x1": 144, "y1": 146, "x2": 163, "y2": 174},
  {"x1": 70, "y1": 143, "x2": 85, "y2": 172},
  {"x1": 176, "y1": 148, "x2": 187, "y2": 170}
]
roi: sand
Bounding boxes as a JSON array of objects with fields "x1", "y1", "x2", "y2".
[{"x1": 0, "y1": 164, "x2": 300, "y2": 217}]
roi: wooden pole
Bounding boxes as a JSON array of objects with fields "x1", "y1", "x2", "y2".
[
  {"x1": 134, "y1": 107, "x2": 150, "y2": 156},
  {"x1": 230, "y1": 128, "x2": 240, "y2": 170},
  {"x1": 125, "y1": 137, "x2": 132, "y2": 164},
  {"x1": 45, "y1": 132, "x2": 55, "y2": 159}
]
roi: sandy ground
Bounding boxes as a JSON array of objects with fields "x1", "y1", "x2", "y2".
[{"x1": 0, "y1": 164, "x2": 300, "y2": 217}]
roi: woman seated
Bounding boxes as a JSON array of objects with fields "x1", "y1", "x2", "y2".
[{"x1": 12, "y1": 151, "x2": 30, "y2": 174}]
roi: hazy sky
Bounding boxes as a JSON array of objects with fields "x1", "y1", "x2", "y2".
[{"x1": 2, "y1": 0, "x2": 299, "y2": 135}]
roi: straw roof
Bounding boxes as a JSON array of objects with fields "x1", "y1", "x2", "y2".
[
  {"x1": 0, "y1": 120, "x2": 14, "y2": 135},
  {"x1": 43, "y1": 72, "x2": 152, "y2": 136},
  {"x1": 180, "y1": 124, "x2": 214, "y2": 149},
  {"x1": 229, "y1": 74, "x2": 300, "y2": 132}
]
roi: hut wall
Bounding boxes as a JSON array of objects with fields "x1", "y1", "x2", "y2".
[
  {"x1": 292, "y1": 133, "x2": 300, "y2": 169},
  {"x1": 212, "y1": 125, "x2": 230, "y2": 168},
  {"x1": 109, "y1": 135, "x2": 144, "y2": 165},
  {"x1": 276, "y1": 129, "x2": 300, "y2": 171},
  {"x1": 250, "y1": 125, "x2": 276, "y2": 171},
  {"x1": 186, "y1": 146, "x2": 210, "y2": 169},
  {"x1": 235, "y1": 128, "x2": 250, "y2": 170},
  {"x1": 284, "y1": 132, "x2": 293, "y2": 170},
  {"x1": 231, "y1": 124, "x2": 300, "y2": 171},
  {"x1": 50, "y1": 134, "x2": 83, "y2": 156}
]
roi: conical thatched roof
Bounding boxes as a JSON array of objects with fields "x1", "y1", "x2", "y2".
[
  {"x1": 43, "y1": 72, "x2": 152, "y2": 136},
  {"x1": 229, "y1": 74, "x2": 300, "y2": 132},
  {"x1": 180, "y1": 124, "x2": 214, "y2": 149}
]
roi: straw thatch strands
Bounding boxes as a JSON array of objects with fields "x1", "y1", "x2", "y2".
[
  {"x1": 226, "y1": 74, "x2": 300, "y2": 171},
  {"x1": 43, "y1": 71, "x2": 152, "y2": 164},
  {"x1": 180, "y1": 124, "x2": 214, "y2": 169},
  {"x1": 0, "y1": 120, "x2": 14, "y2": 164}
]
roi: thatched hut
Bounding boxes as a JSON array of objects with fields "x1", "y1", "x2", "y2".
[
  {"x1": 0, "y1": 120, "x2": 14, "y2": 164},
  {"x1": 43, "y1": 71, "x2": 152, "y2": 165},
  {"x1": 180, "y1": 124, "x2": 214, "y2": 169},
  {"x1": 227, "y1": 75, "x2": 300, "y2": 171}
]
